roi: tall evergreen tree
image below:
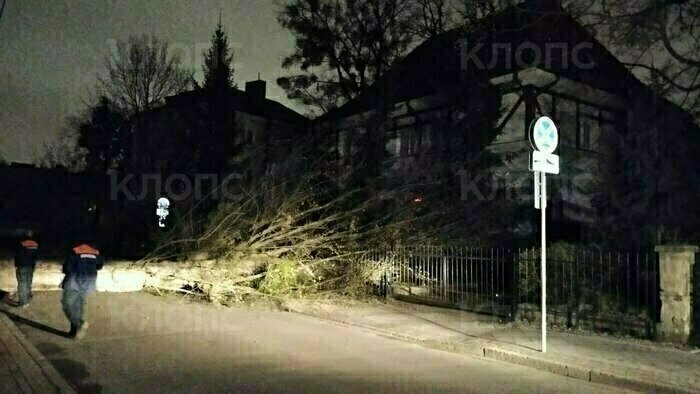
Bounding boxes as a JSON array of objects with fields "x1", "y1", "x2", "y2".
[
  {"x1": 77, "y1": 96, "x2": 128, "y2": 173},
  {"x1": 277, "y1": 0, "x2": 414, "y2": 114},
  {"x1": 201, "y1": 20, "x2": 236, "y2": 91}
]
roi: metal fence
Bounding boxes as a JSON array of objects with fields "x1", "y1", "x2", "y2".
[
  {"x1": 370, "y1": 245, "x2": 658, "y2": 338},
  {"x1": 368, "y1": 246, "x2": 514, "y2": 318}
]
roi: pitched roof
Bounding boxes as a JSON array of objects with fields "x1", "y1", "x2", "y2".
[
  {"x1": 162, "y1": 87, "x2": 309, "y2": 126},
  {"x1": 315, "y1": 29, "x2": 460, "y2": 122},
  {"x1": 315, "y1": 0, "x2": 687, "y2": 123}
]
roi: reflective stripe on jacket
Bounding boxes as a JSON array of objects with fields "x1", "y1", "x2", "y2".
[
  {"x1": 15, "y1": 239, "x2": 39, "y2": 268},
  {"x1": 61, "y1": 244, "x2": 104, "y2": 293}
]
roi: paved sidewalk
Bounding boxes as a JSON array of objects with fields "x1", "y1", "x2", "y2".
[
  {"x1": 0, "y1": 307, "x2": 75, "y2": 393},
  {"x1": 285, "y1": 298, "x2": 700, "y2": 394}
]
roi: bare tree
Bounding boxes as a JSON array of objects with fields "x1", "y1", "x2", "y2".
[
  {"x1": 0, "y1": 0, "x2": 7, "y2": 23},
  {"x1": 411, "y1": 0, "x2": 453, "y2": 39},
  {"x1": 36, "y1": 121, "x2": 88, "y2": 172},
  {"x1": 568, "y1": 0, "x2": 700, "y2": 119},
  {"x1": 100, "y1": 34, "x2": 191, "y2": 116},
  {"x1": 453, "y1": 0, "x2": 515, "y2": 25}
]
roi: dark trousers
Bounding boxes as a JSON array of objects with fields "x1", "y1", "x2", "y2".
[
  {"x1": 15, "y1": 267, "x2": 35, "y2": 305},
  {"x1": 62, "y1": 289, "x2": 87, "y2": 330}
]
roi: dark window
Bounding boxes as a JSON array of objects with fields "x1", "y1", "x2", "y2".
[
  {"x1": 400, "y1": 127, "x2": 418, "y2": 157},
  {"x1": 558, "y1": 99, "x2": 577, "y2": 147},
  {"x1": 578, "y1": 115, "x2": 600, "y2": 151},
  {"x1": 579, "y1": 117, "x2": 591, "y2": 149},
  {"x1": 422, "y1": 124, "x2": 432, "y2": 148}
]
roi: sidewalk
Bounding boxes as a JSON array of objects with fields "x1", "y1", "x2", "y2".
[
  {"x1": 0, "y1": 307, "x2": 75, "y2": 393},
  {"x1": 285, "y1": 298, "x2": 700, "y2": 394}
]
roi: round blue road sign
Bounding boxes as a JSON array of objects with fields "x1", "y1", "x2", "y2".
[{"x1": 529, "y1": 116, "x2": 558, "y2": 154}]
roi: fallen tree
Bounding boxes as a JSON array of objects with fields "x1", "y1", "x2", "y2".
[{"x1": 133, "y1": 170, "x2": 410, "y2": 305}]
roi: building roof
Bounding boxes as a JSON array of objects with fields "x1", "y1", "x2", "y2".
[
  {"x1": 162, "y1": 86, "x2": 309, "y2": 126},
  {"x1": 315, "y1": 0, "x2": 692, "y2": 125}
]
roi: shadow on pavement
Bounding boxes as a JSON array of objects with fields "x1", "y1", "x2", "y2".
[
  {"x1": 36, "y1": 341, "x2": 65, "y2": 357},
  {"x1": 50, "y1": 358, "x2": 103, "y2": 394},
  {"x1": 34, "y1": 342, "x2": 103, "y2": 393},
  {"x1": 386, "y1": 303, "x2": 540, "y2": 352},
  {"x1": 0, "y1": 289, "x2": 28, "y2": 308},
  {"x1": 0, "y1": 307, "x2": 72, "y2": 338},
  {"x1": 0, "y1": 291, "x2": 102, "y2": 393}
]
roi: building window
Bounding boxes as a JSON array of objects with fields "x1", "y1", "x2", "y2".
[
  {"x1": 238, "y1": 128, "x2": 254, "y2": 144},
  {"x1": 246, "y1": 128, "x2": 254, "y2": 143},
  {"x1": 338, "y1": 130, "x2": 351, "y2": 159},
  {"x1": 578, "y1": 115, "x2": 600, "y2": 151},
  {"x1": 579, "y1": 117, "x2": 591, "y2": 149},
  {"x1": 539, "y1": 93, "x2": 554, "y2": 116},
  {"x1": 553, "y1": 96, "x2": 615, "y2": 152},
  {"x1": 421, "y1": 123, "x2": 432, "y2": 148},
  {"x1": 556, "y1": 98, "x2": 576, "y2": 148},
  {"x1": 400, "y1": 127, "x2": 418, "y2": 156},
  {"x1": 386, "y1": 132, "x2": 400, "y2": 158}
]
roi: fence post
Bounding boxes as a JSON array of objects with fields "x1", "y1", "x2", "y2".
[
  {"x1": 655, "y1": 245, "x2": 697, "y2": 344},
  {"x1": 382, "y1": 248, "x2": 389, "y2": 299},
  {"x1": 442, "y1": 256, "x2": 448, "y2": 300},
  {"x1": 511, "y1": 250, "x2": 519, "y2": 322}
]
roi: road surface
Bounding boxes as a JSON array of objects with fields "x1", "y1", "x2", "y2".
[{"x1": 2, "y1": 292, "x2": 634, "y2": 393}]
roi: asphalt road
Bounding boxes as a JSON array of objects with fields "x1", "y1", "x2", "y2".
[{"x1": 2, "y1": 292, "x2": 634, "y2": 393}]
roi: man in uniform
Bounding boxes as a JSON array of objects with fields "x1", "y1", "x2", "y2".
[
  {"x1": 14, "y1": 230, "x2": 39, "y2": 307},
  {"x1": 61, "y1": 234, "x2": 104, "y2": 339}
]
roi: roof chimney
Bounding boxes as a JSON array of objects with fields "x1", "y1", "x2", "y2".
[{"x1": 245, "y1": 79, "x2": 266, "y2": 101}]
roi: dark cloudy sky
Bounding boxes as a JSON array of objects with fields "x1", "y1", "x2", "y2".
[{"x1": 0, "y1": 0, "x2": 297, "y2": 163}]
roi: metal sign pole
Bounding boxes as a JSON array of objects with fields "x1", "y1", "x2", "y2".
[
  {"x1": 534, "y1": 167, "x2": 540, "y2": 209},
  {"x1": 541, "y1": 172, "x2": 547, "y2": 353},
  {"x1": 529, "y1": 115, "x2": 557, "y2": 354}
]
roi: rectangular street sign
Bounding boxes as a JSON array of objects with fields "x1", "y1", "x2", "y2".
[{"x1": 530, "y1": 151, "x2": 559, "y2": 174}]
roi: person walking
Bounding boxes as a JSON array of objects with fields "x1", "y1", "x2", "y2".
[
  {"x1": 14, "y1": 230, "x2": 39, "y2": 307},
  {"x1": 61, "y1": 234, "x2": 104, "y2": 339}
]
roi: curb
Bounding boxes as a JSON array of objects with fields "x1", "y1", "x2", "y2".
[
  {"x1": 0, "y1": 313, "x2": 76, "y2": 393},
  {"x1": 288, "y1": 308, "x2": 698, "y2": 394},
  {"x1": 483, "y1": 347, "x2": 693, "y2": 394}
]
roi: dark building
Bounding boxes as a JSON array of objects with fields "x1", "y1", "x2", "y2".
[
  {"x1": 0, "y1": 163, "x2": 103, "y2": 256},
  {"x1": 106, "y1": 79, "x2": 310, "y2": 255},
  {"x1": 312, "y1": 1, "x2": 700, "y2": 246}
]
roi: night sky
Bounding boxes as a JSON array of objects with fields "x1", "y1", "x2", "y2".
[{"x1": 0, "y1": 0, "x2": 296, "y2": 164}]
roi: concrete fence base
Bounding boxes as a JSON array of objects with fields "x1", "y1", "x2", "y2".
[
  {"x1": 655, "y1": 245, "x2": 698, "y2": 345},
  {"x1": 0, "y1": 259, "x2": 175, "y2": 294}
]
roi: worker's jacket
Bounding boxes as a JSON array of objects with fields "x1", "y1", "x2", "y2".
[
  {"x1": 15, "y1": 239, "x2": 39, "y2": 268},
  {"x1": 61, "y1": 244, "x2": 104, "y2": 293}
]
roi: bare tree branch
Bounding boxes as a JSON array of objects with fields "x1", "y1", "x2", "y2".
[
  {"x1": 0, "y1": 0, "x2": 7, "y2": 22},
  {"x1": 99, "y1": 34, "x2": 191, "y2": 116}
]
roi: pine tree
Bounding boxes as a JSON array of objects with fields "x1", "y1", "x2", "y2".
[
  {"x1": 202, "y1": 20, "x2": 235, "y2": 91},
  {"x1": 78, "y1": 96, "x2": 128, "y2": 173}
]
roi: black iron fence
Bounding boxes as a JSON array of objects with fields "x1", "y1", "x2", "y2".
[
  {"x1": 369, "y1": 245, "x2": 658, "y2": 338},
  {"x1": 370, "y1": 246, "x2": 513, "y2": 317}
]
